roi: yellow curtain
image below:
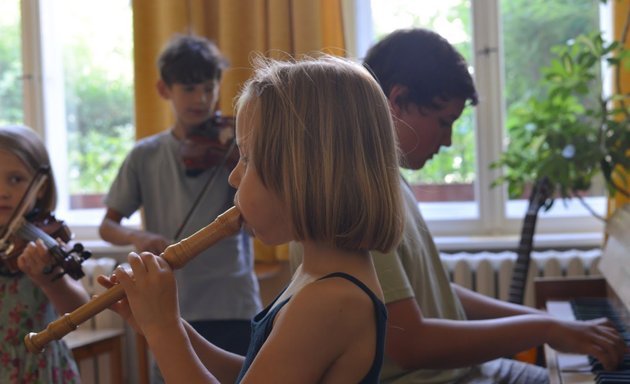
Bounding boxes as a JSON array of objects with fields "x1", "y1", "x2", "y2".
[
  {"x1": 608, "y1": 0, "x2": 630, "y2": 217},
  {"x1": 132, "y1": 0, "x2": 346, "y2": 262}
]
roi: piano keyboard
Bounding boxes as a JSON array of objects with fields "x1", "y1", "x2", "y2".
[
  {"x1": 543, "y1": 205, "x2": 630, "y2": 383},
  {"x1": 546, "y1": 298, "x2": 630, "y2": 383},
  {"x1": 571, "y1": 298, "x2": 630, "y2": 383}
]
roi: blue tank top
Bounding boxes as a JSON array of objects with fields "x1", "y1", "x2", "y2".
[{"x1": 236, "y1": 272, "x2": 387, "y2": 383}]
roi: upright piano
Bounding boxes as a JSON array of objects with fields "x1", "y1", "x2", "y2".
[{"x1": 538, "y1": 204, "x2": 630, "y2": 384}]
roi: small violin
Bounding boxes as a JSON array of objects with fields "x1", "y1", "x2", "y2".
[
  {"x1": 0, "y1": 168, "x2": 91, "y2": 280},
  {"x1": 0, "y1": 214, "x2": 91, "y2": 280},
  {"x1": 179, "y1": 111, "x2": 239, "y2": 177}
]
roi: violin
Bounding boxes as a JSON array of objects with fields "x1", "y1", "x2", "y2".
[
  {"x1": 180, "y1": 111, "x2": 239, "y2": 177},
  {"x1": 0, "y1": 168, "x2": 91, "y2": 280}
]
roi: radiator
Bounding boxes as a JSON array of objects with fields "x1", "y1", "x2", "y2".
[{"x1": 439, "y1": 249, "x2": 602, "y2": 308}]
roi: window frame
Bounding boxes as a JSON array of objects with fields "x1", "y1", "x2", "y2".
[
  {"x1": 18, "y1": 0, "x2": 609, "y2": 246},
  {"x1": 20, "y1": 0, "x2": 139, "y2": 241},
  {"x1": 351, "y1": 0, "x2": 609, "y2": 246}
]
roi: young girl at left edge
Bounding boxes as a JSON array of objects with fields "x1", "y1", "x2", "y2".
[{"x1": 0, "y1": 125, "x2": 88, "y2": 383}]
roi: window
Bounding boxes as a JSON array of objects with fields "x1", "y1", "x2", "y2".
[
  {"x1": 4, "y1": 0, "x2": 134, "y2": 237},
  {"x1": 0, "y1": 0, "x2": 23, "y2": 124},
  {"x1": 371, "y1": 0, "x2": 476, "y2": 207},
  {"x1": 5, "y1": 1, "x2": 610, "y2": 244},
  {"x1": 361, "y1": 0, "x2": 608, "y2": 243}
]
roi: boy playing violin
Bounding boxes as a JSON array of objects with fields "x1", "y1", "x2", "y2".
[{"x1": 99, "y1": 34, "x2": 261, "y2": 382}]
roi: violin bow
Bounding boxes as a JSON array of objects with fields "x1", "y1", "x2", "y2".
[
  {"x1": 173, "y1": 139, "x2": 237, "y2": 240},
  {"x1": 0, "y1": 167, "x2": 49, "y2": 250}
]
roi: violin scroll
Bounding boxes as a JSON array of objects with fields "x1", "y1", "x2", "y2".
[{"x1": 47, "y1": 241, "x2": 91, "y2": 280}]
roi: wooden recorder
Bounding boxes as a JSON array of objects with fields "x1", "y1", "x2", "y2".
[{"x1": 24, "y1": 206, "x2": 242, "y2": 353}]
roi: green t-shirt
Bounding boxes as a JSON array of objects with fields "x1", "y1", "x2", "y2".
[{"x1": 371, "y1": 180, "x2": 470, "y2": 383}]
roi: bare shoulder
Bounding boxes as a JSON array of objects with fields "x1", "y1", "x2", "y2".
[
  {"x1": 285, "y1": 275, "x2": 376, "y2": 329},
  {"x1": 245, "y1": 275, "x2": 379, "y2": 382}
]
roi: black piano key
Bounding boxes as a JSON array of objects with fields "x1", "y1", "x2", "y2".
[
  {"x1": 570, "y1": 297, "x2": 630, "y2": 382},
  {"x1": 596, "y1": 371, "x2": 630, "y2": 383},
  {"x1": 591, "y1": 355, "x2": 630, "y2": 371}
]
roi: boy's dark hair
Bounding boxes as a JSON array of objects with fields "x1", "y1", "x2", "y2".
[
  {"x1": 363, "y1": 28, "x2": 478, "y2": 109},
  {"x1": 158, "y1": 34, "x2": 228, "y2": 85}
]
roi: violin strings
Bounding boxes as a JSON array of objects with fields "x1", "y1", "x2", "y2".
[{"x1": 17, "y1": 223, "x2": 57, "y2": 249}]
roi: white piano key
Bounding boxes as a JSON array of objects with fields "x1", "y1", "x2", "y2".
[{"x1": 546, "y1": 301, "x2": 592, "y2": 374}]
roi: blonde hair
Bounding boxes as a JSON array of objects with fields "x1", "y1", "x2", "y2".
[
  {"x1": 237, "y1": 55, "x2": 403, "y2": 253},
  {"x1": 0, "y1": 125, "x2": 57, "y2": 216}
]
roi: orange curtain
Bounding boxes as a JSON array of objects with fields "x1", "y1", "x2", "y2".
[
  {"x1": 132, "y1": 0, "x2": 346, "y2": 262},
  {"x1": 608, "y1": 0, "x2": 630, "y2": 217}
]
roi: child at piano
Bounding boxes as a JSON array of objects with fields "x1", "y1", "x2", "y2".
[
  {"x1": 101, "y1": 55, "x2": 404, "y2": 383},
  {"x1": 359, "y1": 28, "x2": 626, "y2": 383},
  {"x1": 0, "y1": 125, "x2": 89, "y2": 383},
  {"x1": 301, "y1": 28, "x2": 629, "y2": 383}
]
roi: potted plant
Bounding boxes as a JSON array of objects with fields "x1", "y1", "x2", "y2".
[{"x1": 491, "y1": 15, "x2": 630, "y2": 221}]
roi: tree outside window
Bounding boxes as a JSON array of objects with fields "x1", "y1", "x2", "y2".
[{"x1": 370, "y1": 0, "x2": 602, "y2": 204}]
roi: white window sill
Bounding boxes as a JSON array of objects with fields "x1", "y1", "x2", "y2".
[
  {"x1": 77, "y1": 232, "x2": 604, "y2": 263},
  {"x1": 435, "y1": 231, "x2": 604, "y2": 253},
  {"x1": 65, "y1": 206, "x2": 604, "y2": 258}
]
